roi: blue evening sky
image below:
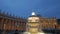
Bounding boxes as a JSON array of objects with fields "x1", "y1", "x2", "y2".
[{"x1": 0, "y1": 0, "x2": 60, "y2": 19}]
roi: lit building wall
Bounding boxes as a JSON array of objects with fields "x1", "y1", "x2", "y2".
[
  {"x1": 39, "y1": 17, "x2": 57, "y2": 29},
  {"x1": 0, "y1": 13, "x2": 26, "y2": 31},
  {"x1": 0, "y1": 12, "x2": 60, "y2": 31}
]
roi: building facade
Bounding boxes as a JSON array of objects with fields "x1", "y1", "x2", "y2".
[
  {"x1": 0, "y1": 12, "x2": 26, "y2": 34},
  {"x1": 0, "y1": 11, "x2": 60, "y2": 34}
]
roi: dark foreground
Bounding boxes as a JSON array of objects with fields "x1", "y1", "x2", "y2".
[{"x1": 0, "y1": 29, "x2": 60, "y2": 34}]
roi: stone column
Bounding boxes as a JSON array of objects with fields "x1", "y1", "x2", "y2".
[
  {"x1": 9, "y1": 19, "x2": 11, "y2": 30},
  {"x1": 2, "y1": 17, "x2": 4, "y2": 30},
  {"x1": 2, "y1": 17, "x2": 5, "y2": 34},
  {"x1": 12, "y1": 20, "x2": 14, "y2": 30}
]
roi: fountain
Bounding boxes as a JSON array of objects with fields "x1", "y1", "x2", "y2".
[{"x1": 24, "y1": 12, "x2": 45, "y2": 34}]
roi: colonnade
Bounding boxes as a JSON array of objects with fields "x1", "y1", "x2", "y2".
[{"x1": 0, "y1": 15, "x2": 26, "y2": 34}]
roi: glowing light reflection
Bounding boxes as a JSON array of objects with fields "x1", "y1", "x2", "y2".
[
  {"x1": 38, "y1": 32, "x2": 45, "y2": 34},
  {"x1": 24, "y1": 32, "x2": 30, "y2": 34},
  {"x1": 24, "y1": 32, "x2": 46, "y2": 34}
]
